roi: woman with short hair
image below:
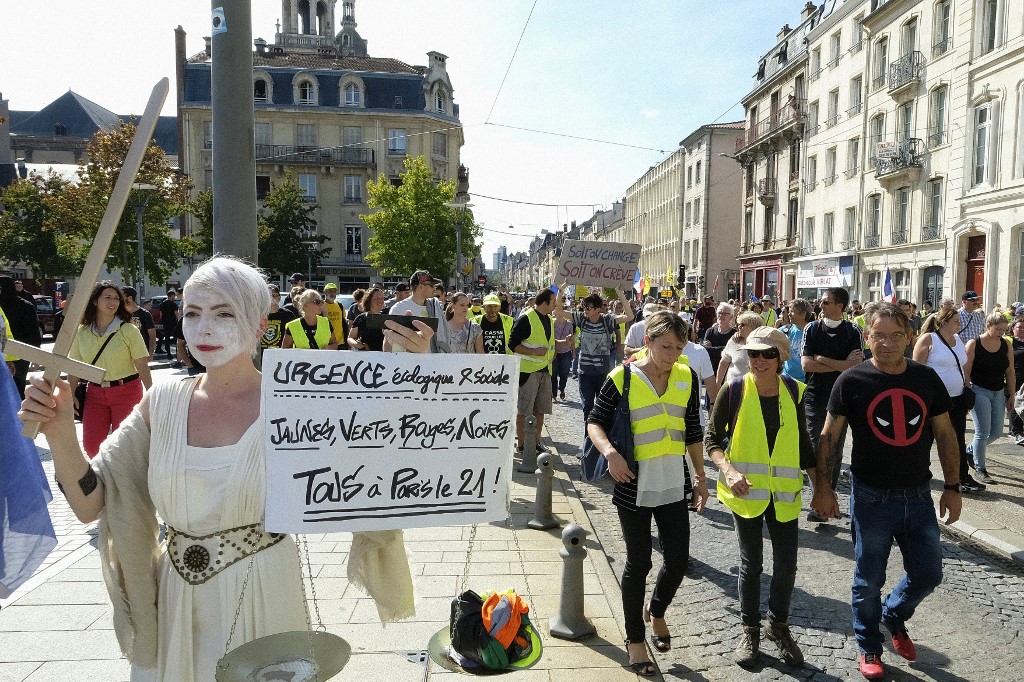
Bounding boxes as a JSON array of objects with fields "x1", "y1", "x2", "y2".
[{"x1": 716, "y1": 312, "x2": 765, "y2": 385}]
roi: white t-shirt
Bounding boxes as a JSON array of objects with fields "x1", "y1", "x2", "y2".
[
  {"x1": 389, "y1": 298, "x2": 431, "y2": 317},
  {"x1": 624, "y1": 320, "x2": 647, "y2": 349},
  {"x1": 682, "y1": 342, "x2": 714, "y2": 382}
]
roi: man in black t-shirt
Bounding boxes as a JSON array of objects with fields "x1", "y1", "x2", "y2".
[
  {"x1": 811, "y1": 302, "x2": 960, "y2": 680},
  {"x1": 258, "y1": 284, "x2": 297, "y2": 369},
  {"x1": 801, "y1": 286, "x2": 863, "y2": 520},
  {"x1": 122, "y1": 286, "x2": 156, "y2": 359},
  {"x1": 157, "y1": 290, "x2": 180, "y2": 357}
]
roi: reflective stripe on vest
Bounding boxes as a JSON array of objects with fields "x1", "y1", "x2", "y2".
[
  {"x1": 516, "y1": 309, "x2": 555, "y2": 374},
  {"x1": 610, "y1": 362, "x2": 693, "y2": 461},
  {"x1": 717, "y1": 372, "x2": 806, "y2": 521},
  {"x1": 286, "y1": 316, "x2": 332, "y2": 349}
]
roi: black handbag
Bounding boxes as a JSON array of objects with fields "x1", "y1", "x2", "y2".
[
  {"x1": 73, "y1": 329, "x2": 119, "y2": 422},
  {"x1": 580, "y1": 365, "x2": 635, "y2": 483},
  {"x1": 934, "y1": 332, "x2": 974, "y2": 410}
]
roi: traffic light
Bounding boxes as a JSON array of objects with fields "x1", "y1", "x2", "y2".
[
  {"x1": 698, "y1": 276, "x2": 706, "y2": 291},
  {"x1": 678, "y1": 264, "x2": 686, "y2": 285}
]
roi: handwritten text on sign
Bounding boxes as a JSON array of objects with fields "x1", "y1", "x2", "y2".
[
  {"x1": 262, "y1": 349, "x2": 519, "y2": 533},
  {"x1": 555, "y1": 240, "x2": 642, "y2": 288}
]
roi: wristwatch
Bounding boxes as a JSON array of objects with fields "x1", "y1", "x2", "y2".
[{"x1": 943, "y1": 482, "x2": 961, "y2": 493}]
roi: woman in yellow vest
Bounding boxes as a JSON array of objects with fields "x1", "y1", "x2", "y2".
[
  {"x1": 705, "y1": 325, "x2": 815, "y2": 669},
  {"x1": 586, "y1": 311, "x2": 709, "y2": 677},
  {"x1": 283, "y1": 289, "x2": 338, "y2": 350}
]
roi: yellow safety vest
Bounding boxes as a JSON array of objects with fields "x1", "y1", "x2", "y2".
[
  {"x1": 609, "y1": 362, "x2": 693, "y2": 461},
  {"x1": 286, "y1": 316, "x2": 332, "y2": 349},
  {"x1": 323, "y1": 300, "x2": 346, "y2": 345},
  {"x1": 472, "y1": 312, "x2": 514, "y2": 354},
  {"x1": 717, "y1": 373, "x2": 805, "y2": 522},
  {"x1": 515, "y1": 309, "x2": 555, "y2": 374},
  {"x1": 1, "y1": 308, "x2": 15, "y2": 362}
]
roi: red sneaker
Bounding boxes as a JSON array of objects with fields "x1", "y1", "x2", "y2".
[
  {"x1": 859, "y1": 653, "x2": 884, "y2": 679},
  {"x1": 891, "y1": 628, "x2": 917, "y2": 661}
]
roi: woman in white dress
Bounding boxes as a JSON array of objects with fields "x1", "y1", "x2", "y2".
[{"x1": 20, "y1": 257, "x2": 432, "y2": 681}]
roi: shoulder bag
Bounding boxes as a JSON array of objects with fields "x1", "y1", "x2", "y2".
[
  {"x1": 935, "y1": 332, "x2": 974, "y2": 410},
  {"x1": 73, "y1": 326, "x2": 121, "y2": 421},
  {"x1": 580, "y1": 365, "x2": 635, "y2": 483}
]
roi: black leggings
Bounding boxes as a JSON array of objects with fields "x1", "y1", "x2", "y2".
[{"x1": 616, "y1": 499, "x2": 690, "y2": 642}]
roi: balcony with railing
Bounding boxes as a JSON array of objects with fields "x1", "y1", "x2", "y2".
[
  {"x1": 735, "y1": 98, "x2": 807, "y2": 155},
  {"x1": 922, "y1": 224, "x2": 942, "y2": 241},
  {"x1": 872, "y1": 72, "x2": 888, "y2": 92},
  {"x1": 847, "y1": 102, "x2": 863, "y2": 117},
  {"x1": 841, "y1": 239, "x2": 858, "y2": 250},
  {"x1": 890, "y1": 230, "x2": 909, "y2": 245},
  {"x1": 932, "y1": 38, "x2": 952, "y2": 58},
  {"x1": 844, "y1": 166, "x2": 860, "y2": 179},
  {"x1": 875, "y1": 138, "x2": 924, "y2": 184},
  {"x1": 825, "y1": 115, "x2": 839, "y2": 129},
  {"x1": 758, "y1": 178, "x2": 777, "y2": 206},
  {"x1": 799, "y1": 244, "x2": 816, "y2": 257},
  {"x1": 823, "y1": 174, "x2": 837, "y2": 187},
  {"x1": 275, "y1": 32, "x2": 335, "y2": 50},
  {"x1": 926, "y1": 126, "x2": 946, "y2": 148},
  {"x1": 889, "y1": 52, "x2": 925, "y2": 96},
  {"x1": 255, "y1": 145, "x2": 375, "y2": 167},
  {"x1": 864, "y1": 233, "x2": 880, "y2": 248}
]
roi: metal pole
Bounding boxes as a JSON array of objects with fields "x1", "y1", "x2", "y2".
[
  {"x1": 456, "y1": 216, "x2": 463, "y2": 292},
  {"x1": 211, "y1": 0, "x2": 258, "y2": 261},
  {"x1": 135, "y1": 203, "x2": 146, "y2": 299}
]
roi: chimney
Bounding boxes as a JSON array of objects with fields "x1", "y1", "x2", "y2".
[
  {"x1": 777, "y1": 24, "x2": 792, "y2": 41},
  {"x1": 175, "y1": 26, "x2": 187, "y2": 173},
  {"x1": 254, "y1": 37, "x2": 267, "y2": 54},
  {"x1": 204, "y1": 36, "x2": 212, "y2": 57},
  {"x1": 801, "y1": 2, "x2": 817, "y2": 21}
]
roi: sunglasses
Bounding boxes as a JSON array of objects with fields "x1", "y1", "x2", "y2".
[{"x1": 747, "y1": 348, "x2": 780, "y2": 360}]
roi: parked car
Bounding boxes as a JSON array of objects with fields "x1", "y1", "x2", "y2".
[
  {"x1": 148, "y1": 295, "x2": 168, "y2": 326},
  {"x1": 33, "y1": 295, "x2": 55, "y2": 336}
]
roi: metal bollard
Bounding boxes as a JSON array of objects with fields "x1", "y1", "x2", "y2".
[
  {"x1": 527, "y1": 453, "x2": 559, "y2": 530},
  {"x1": 548, "y1": 524, "x2": 596, "y2": 640},
  {"x1": 518, "y1": 415, "x2": 539, "y2": 473}
]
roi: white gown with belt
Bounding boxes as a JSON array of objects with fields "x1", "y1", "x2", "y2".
[{"x1": 135, "y1": 377, "x2": 307, "y2": 681}]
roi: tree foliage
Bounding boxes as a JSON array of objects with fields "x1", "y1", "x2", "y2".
[
  {"x1": 0, "y1": 171, "x2": 86, "y2": 279},
  {"x1": 257, "y1": 173, "x2": 329, "y2": 278},
  {"x1": 363, "y1": 156, "x2": 481, "y2": 282},
  {"x1": 187, "y1": 188, "x2": 214, "y2": 257},
  {"x1": 46, "y1": 120, "x2": 197, "y2": 285}
]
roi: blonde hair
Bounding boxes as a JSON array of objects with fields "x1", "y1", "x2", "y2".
[
  {"x1": 736, "y1": 311, "x2": 765, "y2": 330},
  {"x1": 296, "y1": 288, "x2": 324, "y2": 309},
  {"x1": 184, "y1": 256, "x2": 270, "y2": 351}
]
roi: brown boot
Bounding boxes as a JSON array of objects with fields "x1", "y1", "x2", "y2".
[
  {"x1": 733, "y1": 624, "x2": 760, "y2": 667},
  {"x1": 764, "y1": 618, "x2": 804, "y2": 667}
]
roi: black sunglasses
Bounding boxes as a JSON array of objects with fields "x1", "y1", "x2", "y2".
[{"x1": 748, "y1": 348, "x2": 780, "y2": 360}]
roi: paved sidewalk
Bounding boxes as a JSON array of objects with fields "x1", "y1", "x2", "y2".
[{"x1": 0, "y1": 366, "x2": 647, "y2": 680}]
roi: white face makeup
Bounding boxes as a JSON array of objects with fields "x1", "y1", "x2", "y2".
[{"x1": 181, "y1": 287, "x2": 253, "y2": 368}]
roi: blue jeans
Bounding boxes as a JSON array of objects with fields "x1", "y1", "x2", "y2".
[
  {"x1": 551, "y1": 351, "x2": 572, "y2": 396},
  {"x1": 579, "y1": 371, "x2": 605, "y2": 425},
  {"x1": 850, "y1": 474, "x2": 943, "y2": 654},
  {"x1": 970, "y1": 385, "x2": 1005, "y2": 470}
]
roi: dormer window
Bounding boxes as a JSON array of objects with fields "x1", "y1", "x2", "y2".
[
  {"x1": 435, "y1": 92, "x2": 445, "y2": 113},
  {"x1": 298, "y1": 81, "x2": 314, "y2": 105},
  {"x1": 292, "y1": 74, "x2": 319, "y2": 106},
  {"x1": 345, "y1": 83, "x2": 361, "y2": 106},
  {"x1": 254, "y1": 79, "x2": 268, "y2": 103}
]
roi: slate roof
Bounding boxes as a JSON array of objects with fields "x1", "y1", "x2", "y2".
[
  {"x1": 11, "y1": 91, "x2": 120, "y2": 138},
  {"x1": 10, "y1": 91, "x2": 178, "y2": 155},
  {"x1": 187, "y1": 50, "x2": 424, "y2": 75}
]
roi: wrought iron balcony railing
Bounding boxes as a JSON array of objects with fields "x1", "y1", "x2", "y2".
[
  {"x1": 922, "y1": 224, "x2": 941, "y2": 241},
  {"x1": 932, "y1": 38, "x2": 952, "y2": 57},
  {"x1": 875, "y1": 138, "x2": 924, "y2": 178},
  {"x1": 889, "y1": 51, "x2": 925, "y2": 92},
  {"x1": 890, "y1": 230, "x2": 909, "y2": 245},
  {"x1": 255, "y1": 144, "x2": 375, "y2": 166},
  {"x1": 864, "y1": 234, "x2": 880, "y2": 248},
  {"x1": 927, "y1": 127, "x2": 946, "y2": 148},
  {"x1": 735, "y1": 98, "x2": 807, "y2": 152},
  {"x1": 847, "y1": 102, "x2": 863, "y2": 117}
]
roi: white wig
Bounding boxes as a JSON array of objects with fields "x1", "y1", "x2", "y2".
[{"x1": 183, "y1": 256, "x2": 270, "y2": 349}]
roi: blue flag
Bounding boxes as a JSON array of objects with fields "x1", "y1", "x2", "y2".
[
  {"x1": 0, "y1": 368, "x2": 56, "y2": 598},
  {"x1": 750, "y1": 294, "x2": 760, "y2": 304}
]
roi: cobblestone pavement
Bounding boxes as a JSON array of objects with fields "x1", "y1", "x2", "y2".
[{"x1": 545, "y1": 380, "x2": 1024, "y2": 681}]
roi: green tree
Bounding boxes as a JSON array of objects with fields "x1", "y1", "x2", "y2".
[
  {"x1": 363, "y1": 156, "x2": 482, "y2": 282},
  {"x1": 187, "y1": 188, "x2": 214, "y2": 256},
  {"x1": 47, "y1": 120, "x2": 197, "y2": 285},
  {"x1": 0, "y1": 171, "x2": 86, "y2": 278},
  {"x1": 257, "y1": 173, "x2": 329, "y2": 278}
]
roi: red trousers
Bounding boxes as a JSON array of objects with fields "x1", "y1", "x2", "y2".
[{"x1": 82, "y1": 379, "x2": 143, "y2": 458}]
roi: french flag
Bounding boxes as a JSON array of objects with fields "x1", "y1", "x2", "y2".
[
  {"x1": 633, "y1": 269, "x2": 645, "y2": 297},
  {"x1": 882, "y1": 265, "x2": 897, "y2": 303}
]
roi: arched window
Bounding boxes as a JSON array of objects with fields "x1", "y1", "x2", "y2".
[
  {"x1": 293, "y1": 74, "x2": 318, "y2": 105},
  {"x1": 345, "y1": 83, "x2": 361, "y2": 106},
  {"x1": 434, "y1": 91, "x2": 445, "y2": 113},
  {"x1": 254, "y1": 79, "x2": 268, "y2": 103}
]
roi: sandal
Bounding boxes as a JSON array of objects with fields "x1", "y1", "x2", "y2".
[
  {"x1": 644, "y1": 604, "x2": 672, "y2": 652},
  {"x1": 625, "y1": 641, "x2": 656, "y2": 677}
]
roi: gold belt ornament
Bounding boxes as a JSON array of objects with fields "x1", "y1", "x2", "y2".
[{"x1": 166, "y1": 522, "x2": 285, "y2": 586}]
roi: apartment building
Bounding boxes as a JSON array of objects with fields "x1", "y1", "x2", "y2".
[
  {"x1": 622, "y1": 147, "x2": 685, "y2": 290},
  {"x1": 733, "y1": 2, "x2": 821, "y2": 302},
  {"x1": 797, "y1": 0, "x2": 869, "y2": 301},
  {"x1": 177, "y1": 0, "x2": 464, "y2": 290}
]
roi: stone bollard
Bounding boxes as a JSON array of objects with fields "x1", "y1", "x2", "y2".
[
  {"x1": 548, "y1": 524, "x2": 596, "y2": 640},
  {"x1": 527, "y1": 453, "x2": 559, "y2": 530},
  {"x1": 518, "y1": 415, "x2": 539, "y2": 473}
]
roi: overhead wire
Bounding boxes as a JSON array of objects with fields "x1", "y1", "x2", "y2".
[{"x1": 485, "y1": 0, "x2": 540, "y2": 123}]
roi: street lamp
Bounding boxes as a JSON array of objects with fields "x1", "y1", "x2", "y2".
[
  {"x1": 444, "y1": 201, "x2": 474, "y2": 292},
  {"x1": 129, "y1": 183, "x2": 156, "y2": 299},
  {"x1": 301, "y1": 240, "x2": 318, "y2": 285}
]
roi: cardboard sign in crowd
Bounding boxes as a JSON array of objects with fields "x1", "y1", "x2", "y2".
[
  {"x1": 555, "y1": 240, "x2": 642, "y2": 289},
  {"x1": 262, "y1": 349, "x2": 519, "y2": 533}
]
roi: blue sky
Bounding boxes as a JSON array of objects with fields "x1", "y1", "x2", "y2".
[{"x1": 2, "y1": 0, "x2": 800, "y2": 261}]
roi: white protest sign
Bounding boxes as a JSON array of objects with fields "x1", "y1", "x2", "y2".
[
  {"x1": 262, "y1": 349, "x2": 519, "y2": 533},
  {"x1": 556, "y1": 240, "x2": 642, "y2": 289}
]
